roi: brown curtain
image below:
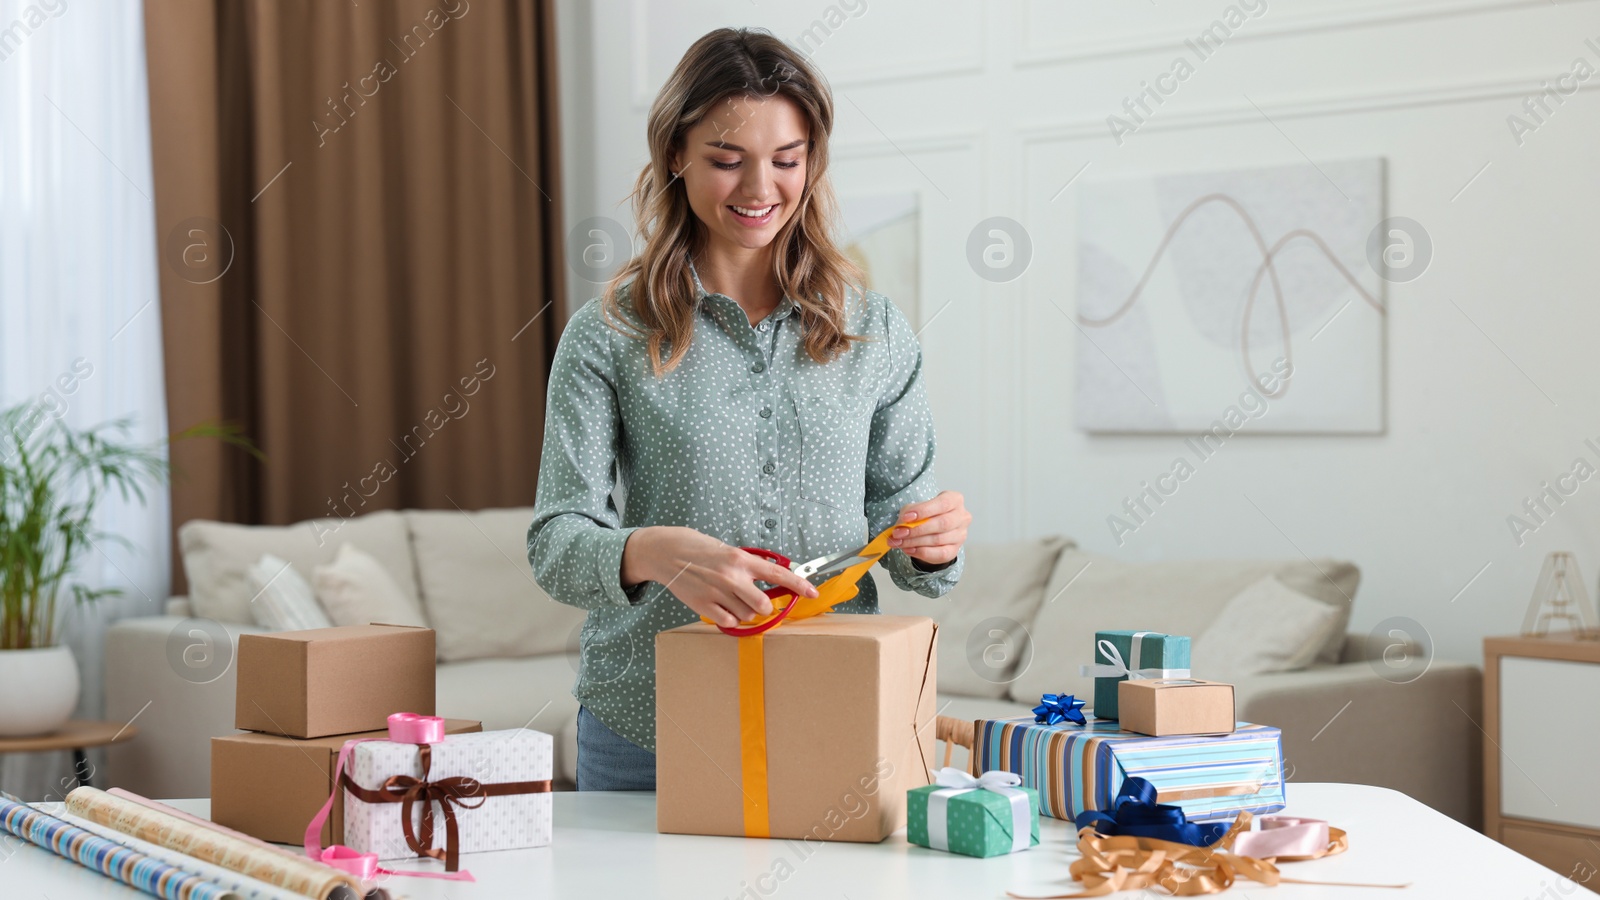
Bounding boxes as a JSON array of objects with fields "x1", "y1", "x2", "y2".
[{"x1": 143, "y1": 0, "x2": 564, "y2": 592}]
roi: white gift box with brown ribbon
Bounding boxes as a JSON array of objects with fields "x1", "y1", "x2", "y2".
[{"x1": 341, "y1": 728, "x2": 553, "y2": 863}]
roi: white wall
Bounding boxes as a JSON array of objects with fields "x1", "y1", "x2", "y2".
[{"x1": 556, "y1": 0, "x2": 1600, "y2": 666}]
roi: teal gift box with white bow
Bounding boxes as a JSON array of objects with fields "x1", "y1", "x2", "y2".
[
  {"x1": 906, "y1": 768, "x2": 1040, "y2": 858},
  {"x1": 1079, "y1": 630, "x2": 1191, "y2": 720}
]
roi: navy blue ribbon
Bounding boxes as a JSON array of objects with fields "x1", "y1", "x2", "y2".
[
  {"x1": 1073, "y1": 777, "x2": 1231, "y2": 847},
  {"x1": 1032, "y1": 692, "x2": 1087, "y2": 726}
]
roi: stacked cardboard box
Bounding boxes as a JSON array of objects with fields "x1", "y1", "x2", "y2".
[{"x1": 210, "y1": 624, "x2": 481, "y2": 845}]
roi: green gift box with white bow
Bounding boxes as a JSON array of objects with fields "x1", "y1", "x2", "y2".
[
  {"x1": 1079, "y1": 630, "x2": 1191, "y2": 720},
  {"x1": 906, "y1": 768, "x2": 1040, "y2": 858}
]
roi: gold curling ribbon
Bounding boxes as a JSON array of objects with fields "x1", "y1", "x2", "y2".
[
  {"x1": 1008, "y1": 812, "x2": 1411, "y2": 898},
  {"x1": 729, "y1": 517, "x2": 932, "y2": 838}
]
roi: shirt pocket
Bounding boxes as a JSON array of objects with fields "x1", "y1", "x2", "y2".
[{"x1": 793, "y1": 392, "x2": 874, "y2": 513}]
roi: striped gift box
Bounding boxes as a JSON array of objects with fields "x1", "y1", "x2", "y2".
[{"x1": 974, "y1": 716, "x2": 1286, "y2": 822}]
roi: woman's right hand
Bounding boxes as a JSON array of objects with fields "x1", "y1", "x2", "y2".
[{"x1": 621, "y1": 526, "x2": 820, "y2": 628}]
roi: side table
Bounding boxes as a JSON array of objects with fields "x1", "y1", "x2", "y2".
[
  {"x1": 1485, "y1": 632, "x2": 1600, "y2": 894},
  {"x1": 0, "y1": 720, "x2": 139, "y2": 789}
]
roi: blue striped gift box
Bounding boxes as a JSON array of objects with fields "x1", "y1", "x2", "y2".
[{"x1": 973, "y1": 716, "x2": 1286, "y2": 822}]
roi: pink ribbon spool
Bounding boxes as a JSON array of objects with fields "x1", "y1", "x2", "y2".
[
  {"x1": 1232, "y1": 815, "x2": 1333, "y2": 859},
  {"x1": 387, "y1": 712, "x2": 446, "y2": 744}
]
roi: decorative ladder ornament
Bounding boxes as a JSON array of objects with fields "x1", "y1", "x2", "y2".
[{"x1": 1522, "y1": 551, "x2": 1599, "y2": 639}]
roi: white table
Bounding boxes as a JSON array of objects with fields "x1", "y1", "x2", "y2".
[{"x1": 8, "y1": 785, "x2": 1576, "y2": 898}]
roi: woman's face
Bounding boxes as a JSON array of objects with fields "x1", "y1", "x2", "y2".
[{"x1": 672, "y1": 93, "x2": 810, "y2": 254}]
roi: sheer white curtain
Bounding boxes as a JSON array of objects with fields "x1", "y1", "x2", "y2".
[{"x1": 0, "y1": 0, "x2": 168, "y2": 799}]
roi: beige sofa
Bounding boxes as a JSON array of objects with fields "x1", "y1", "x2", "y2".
[{"x1": 103, "y1": 507, "x2": 1482, "y2": 825}]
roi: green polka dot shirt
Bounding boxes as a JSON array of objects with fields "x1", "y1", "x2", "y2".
[{"x1": 526, "y1": 264, "x2": 964, "y2": 752}]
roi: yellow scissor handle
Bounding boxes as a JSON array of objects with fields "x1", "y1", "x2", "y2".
[{"x1": 702, "y1": 516, "x2": 932, "y2": 634}]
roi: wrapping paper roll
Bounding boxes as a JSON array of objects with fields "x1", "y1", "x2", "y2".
[
  {"x1": 109, "y1": 788, "x2": 305, "y2": 859},
  {"x1": 64, "y1": 786, "x2": 363, "y2": 900},
  {"x1": 60, "y1": 810, "x2": 305, "y2": 900},
  {"x1": 0, "y1": 793, "x2": 236, "y2": 900}
]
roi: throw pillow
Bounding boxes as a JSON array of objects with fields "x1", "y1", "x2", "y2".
[
  {"x1": 245, "y1": 554, "x2": 333, "y2": 632},
  {"x1": 313, "y1": 543, "x2": 430, "y2": 629},
  {"x1": 1191, "y1": 575, "x2": 1341, "y2": 682},
  {"x1": 179, "y1": 509, "x2": 421, "y2": 625},
  {"x1": 875, "y1": 536, "x2": 1074, "y2": 700}
]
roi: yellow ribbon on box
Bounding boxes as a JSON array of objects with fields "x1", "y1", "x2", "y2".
[{"x1": 701, "y1": 517, "x2": 931, "y2": 838}]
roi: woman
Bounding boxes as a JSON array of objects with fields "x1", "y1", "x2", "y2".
[{"x1": 527, "y1": 27, "x2": 970, "y2": 792}]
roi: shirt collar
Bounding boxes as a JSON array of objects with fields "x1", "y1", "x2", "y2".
[{"x1": 688, "y1": 256, "x2": 797, "y2": 325}]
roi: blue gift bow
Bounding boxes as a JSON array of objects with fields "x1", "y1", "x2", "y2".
[
  {"x1": 1073, "y1": 777, "x2": 1231, "y2": 847},
  {"x1": 1032, "y1": 692, "x2": 1087, "y2": 726}
]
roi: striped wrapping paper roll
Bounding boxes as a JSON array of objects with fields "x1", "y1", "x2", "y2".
[
  {"x1": 0, "y1": 794, "x2": 236, "y2": 900},
  {"x1": 59, "y1": 810, "x2": 306, "y2": 900},
  {"x1": 64, "y1": 787, "x2": 363, "y2": 900}
]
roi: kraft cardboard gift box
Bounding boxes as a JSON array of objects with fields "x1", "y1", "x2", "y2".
[
  {"x1": 656, "y1": 615, "x2": 937, "y2": 842},
  {"x1": 235, "y1": 624, "x2": 436, "y2": 739},
  {"x1": 1118, "y1": 678, "x2": 1236, "y2": 737},
  {"x1": 211, "y1": 718, "x2": 482, "y2": 845}
]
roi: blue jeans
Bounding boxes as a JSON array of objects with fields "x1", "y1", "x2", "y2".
[{"x1": 576, "y1": 705, "x2": 656, "y2": 791}]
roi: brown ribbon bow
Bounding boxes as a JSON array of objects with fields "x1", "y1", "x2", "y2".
[{"x1": 340, "y1": 743, "x2": 551, "y2": 871}]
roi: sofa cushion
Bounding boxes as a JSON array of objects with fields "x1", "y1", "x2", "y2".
[
  {"x1": 406, "y1": 508, "x2": 588, "y2": 662},
  {"x1": 1191, "y1": 575, "x2": 1341, "y2": 681},
  {"x1": 313, "y1": 543, "x2": 430, "y2": 629},
  {"x1": 245, "y1": 554, "x2": 333, "y2": 632},
  {"x1": 875, "y1": 536, "x2": 1073, "y2": 699},
  {"x1": 1007, "y1": 550, "x2": 1358, "y2": 707},
  {"x1": 180, "y1": 510, "x2": 419, "y2": 626}
]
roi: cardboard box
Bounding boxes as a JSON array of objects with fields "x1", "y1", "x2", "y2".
[
  {"x1": 974, "y1": 716, "x2": 1285, "y2": 822},
  {"x1": 1118, "y1": 678, "x2": 1236, "y2": 736},
  {"x1": 210, "y1": 718, "x2": 481, "y2": 845},
  {"x1": 656, "y1": 615, "x2": 937, "y2": 842},
  {"x1": 1085, "y1": 630, "x2": 1191, "y2": 720},
  {"x1": 236, "y1": 624, "x2": 436, "y2": 738}
]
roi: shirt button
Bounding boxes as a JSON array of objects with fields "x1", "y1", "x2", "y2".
[
  {"x1": 751, "y1": 361, "x2": 765, "y2": 373},
  {"x1": 762, "y1": 462, "x2": 775, "y2": 475},
  {"x1": 764, "y1": 518, "x2": 777, "y2": 529},
  {"x1": 759, "y1": 407, "x2": 772, "y2": 418},
  {"x1": 758, "y1": 321, "x2": 770, "y2": 332}
]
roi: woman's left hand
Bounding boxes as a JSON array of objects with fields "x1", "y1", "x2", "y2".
[{"x1": 888, "y1": 491, "x2": 970, "y2": 566}]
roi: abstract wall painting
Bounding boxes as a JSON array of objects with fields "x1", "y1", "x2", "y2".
[{"x1": 1075, "y1": 158, "x2": 1386, "y2": 433}]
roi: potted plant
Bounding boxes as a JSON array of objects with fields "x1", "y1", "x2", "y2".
[{"x1": 0, "y1": 403, "x2": 251, "y2": 736}]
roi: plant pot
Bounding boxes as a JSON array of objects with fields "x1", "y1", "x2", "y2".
[{"x1": 0, "y1": 644, "x2": 81, "y2": 737}]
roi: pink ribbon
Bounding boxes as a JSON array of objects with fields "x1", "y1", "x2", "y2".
[
  {"x1": 386, "y1": 712, "x2": 446, "y2": 744},
  {"x1": 1231, "y1": 815, "x2": 1333, "y2": 859},
  {"x1": 303, "y1": 712, "x2": 476, "y2": 884}
]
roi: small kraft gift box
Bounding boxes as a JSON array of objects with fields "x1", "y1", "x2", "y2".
[
  {"x1": 907, "y1": 768, "x2": 1040, "y2": 858},
  {"x1": 1117, "y1": 678, "x2": 1236, "y2": 737},
  {"x1": 656, "y1": 615, "x2": 938, "y2": 842},
  {"x1": 1078, "y1": 629, "x2": 1191, "y2": 720},
  {"x1": 341, "y1": 728, "x2": 554, "y2": 866},
  {"x1": 973, "y1": 715, "x2": 1286, "y2": 824}
]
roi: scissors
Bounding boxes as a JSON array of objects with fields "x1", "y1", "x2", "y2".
[{"x1": 706, "y1": 517, "x2": 932, "y2": 637}]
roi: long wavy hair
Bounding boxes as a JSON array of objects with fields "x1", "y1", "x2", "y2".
[{"x1": 600, "y1": 28, "x2": 867, "y2": 377}]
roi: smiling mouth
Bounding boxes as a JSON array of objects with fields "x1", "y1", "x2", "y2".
[{"x1": 729, "y1": 203, "x2": 777, "y2": 220}]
